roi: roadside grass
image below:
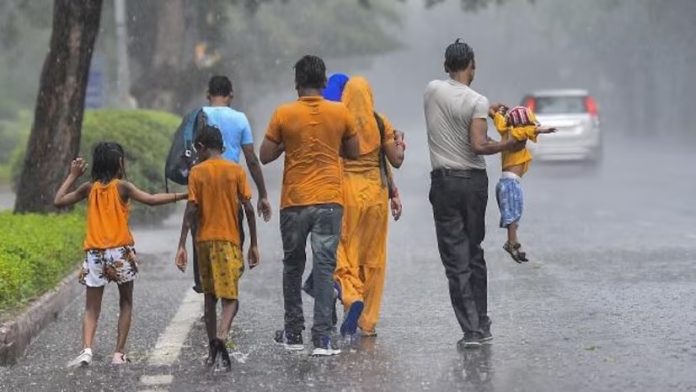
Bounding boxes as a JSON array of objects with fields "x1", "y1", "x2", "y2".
[{"x1": 0, "y1": 211, "x2": 84, "y2": 316}]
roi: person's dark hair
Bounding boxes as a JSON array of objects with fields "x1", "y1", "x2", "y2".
[
  {"x1": 444, "y1": 38, "x2": 475, "y2": 73},
  {"x1": 208, "y1": 75, "x2": 233, "y2": 97},
  {"x1": 294, "y1": 55, "x2": 327, "y2": 89},
  {"x1": 195, "y1": 125, "x2": 224, "y2": 151},
  {"x1": 91, "y1": 142, "x2": 125, "y2": 183}
]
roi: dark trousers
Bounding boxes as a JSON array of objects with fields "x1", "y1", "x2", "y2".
[
  {"x1": 192, "y1": 207, "x2": 245, "y2": 290},
  {"x1": 429, "y1": 169, "x2": 491, "y2": 335},
  {"x1": 280, "y1": 204, "x2": 343, "y2": 343}
]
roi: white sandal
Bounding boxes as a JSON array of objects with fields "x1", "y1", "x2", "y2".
[{"x1": 111, "y1": 352, "x2": 131, "y2": 365}]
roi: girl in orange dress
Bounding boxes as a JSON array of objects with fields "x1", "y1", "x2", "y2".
[{"x1": 55, "y1": 142, "x2": 186, "y2": 367}]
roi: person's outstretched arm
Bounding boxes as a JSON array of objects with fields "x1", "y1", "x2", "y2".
[
  {"x1": 117, "y1": 181, "x2": 186, "y2": 206},
  {"x1": 175, "y1": 201, "x2": 198, "y2": 272},
  {"x1": 242, "y1": 144, "x2": 272, "y2": 222},
  {"x1": 54, "y1": 158, "x2": 91, "y2": 208}
]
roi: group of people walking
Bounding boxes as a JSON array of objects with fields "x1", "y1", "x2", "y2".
[{"x1": 54, "y1": 39, "x2": 550, "y2": 369}]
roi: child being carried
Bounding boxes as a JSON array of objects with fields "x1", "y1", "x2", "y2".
[{"x1": 489, "y1": 104, "x2": 555, "y2": 263}]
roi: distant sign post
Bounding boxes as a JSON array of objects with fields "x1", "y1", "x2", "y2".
[{"x1": 86, "y1": 55, "x2": 104, "y2": 109}]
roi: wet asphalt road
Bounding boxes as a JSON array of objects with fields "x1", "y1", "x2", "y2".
[{"x1": 1, "y1": 130, "x2": 696, "y2": 392}]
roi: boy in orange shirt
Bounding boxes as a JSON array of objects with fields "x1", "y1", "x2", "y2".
[
  {"x1": 175, "y1": 125, "x2": 259, "y2": 371},
  {"x1": 489, "y1": 105, "x2": 555, "y2": 263}
]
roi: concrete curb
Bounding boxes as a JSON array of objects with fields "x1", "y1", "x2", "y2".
[{"x1": 0, "y1": 268, "x2": 81, "y2": 366}]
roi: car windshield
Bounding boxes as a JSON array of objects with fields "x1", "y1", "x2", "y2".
[{"x1": 535, "y1": 96, "x2": 586, "y2": 114}]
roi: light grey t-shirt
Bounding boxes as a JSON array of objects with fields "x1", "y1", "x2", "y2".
[{"x1": 423, "y1": 79, "x2": 489, "y2": 170}]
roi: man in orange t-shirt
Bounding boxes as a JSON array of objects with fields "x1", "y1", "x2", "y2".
[{"x1": 260, "y1": 55, "x2": 359, "y2": 356}]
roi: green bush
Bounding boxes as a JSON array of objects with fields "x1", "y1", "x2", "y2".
[
  {"x1": 0, "y1": 211, "x2": 85, "y2": 313},
  {"x1": 12, "y1": 109, "x2": 182, "y2": 224},
  {"x1": 80, "y1": 110, "x2": 182, "y2": 225}
]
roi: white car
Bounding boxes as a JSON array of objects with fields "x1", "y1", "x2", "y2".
[{"x1": 520, "y1": 89, "x2": 602, "y2": 163}]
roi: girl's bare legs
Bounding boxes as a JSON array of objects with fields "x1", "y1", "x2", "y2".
[
  {"x1": 115, "y1": 281, "x2": 134, "y2": 355},
  {"x1": 83, "y1": 286, "x2": 105, "y2": 349},
  {"x1": 217, "y1": 299, "x2": 239, "y2": 341}
]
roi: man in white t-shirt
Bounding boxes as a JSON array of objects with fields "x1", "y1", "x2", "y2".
[{"x1": 423, "y1": 39, "x2": 524, "y2": 349}]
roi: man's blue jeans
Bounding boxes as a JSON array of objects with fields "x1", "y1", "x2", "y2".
[{"x1": 280, "y1": 204, "x2": 343, "y2": 344}]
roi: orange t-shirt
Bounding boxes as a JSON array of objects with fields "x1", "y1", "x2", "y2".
[
  {"x1": 188, "y1": 157, "x2": 252, "y2": 245},
  {"x1": 265, "y1": 96, "x2": 357, "y2": 209},
  {"x1": 83, "y1": 180, "x2": 134, "y2": 250}
]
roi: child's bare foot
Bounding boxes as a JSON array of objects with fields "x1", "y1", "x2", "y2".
[{"x1": 503, "y1": 242, "x2": 528, "y2": 263}]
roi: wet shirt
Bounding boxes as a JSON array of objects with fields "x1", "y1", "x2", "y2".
[
  {"x1": 423, "y1": 79, "x2": 489, "y2": 170},
  {"x1": 265, "y1": 96, "x2": 357, "y2": 209},
  {"x1": 202, "y1": 106, "x2": 253, "y2": 163},
  {"x1": 83, "y1": 180, "x2": 134, "y2": 250},
  {"x1": 493, "y1": 112, "x2": 537, "y2": 175},
  {"x1": 188, "y1": 157, "x2": 252, "y2": 245}
]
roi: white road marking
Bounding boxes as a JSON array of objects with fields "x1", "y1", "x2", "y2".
[
  {"x1": 140, "y1": 375, "x2": 174, "y2": 385},
  {"x1": 147, "y1": 290, "x2": 202, "y2": 366},
  {"x1": 138, "y1": 289, "x2": 203, "y2": 390}
]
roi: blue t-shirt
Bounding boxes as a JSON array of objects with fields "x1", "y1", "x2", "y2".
[{"x1": 202, "y1": 106, "x2": 253, "y2": 163}]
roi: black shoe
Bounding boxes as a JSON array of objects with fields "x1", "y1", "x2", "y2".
[
  {"x1": 274, "y1": 329, "x2": 304, "y2": 351},
  {"x1": 457, "y1": 332, "x2": 484, "y2": 350},
  {"x1": 192, "y1": 285, "x2": 203, "y2": 293}
]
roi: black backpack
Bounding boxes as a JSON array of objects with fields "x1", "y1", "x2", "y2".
[{"x1": 164, "y1": 108, "x2": 207, "y2": 190}]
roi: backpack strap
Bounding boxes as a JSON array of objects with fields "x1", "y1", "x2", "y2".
[
  {"x1": 182, "y1": 108, "x2": 207, "y2": 149},
  {"x1": 373, "y1": 112, "x2": 396, "y2": 199}
]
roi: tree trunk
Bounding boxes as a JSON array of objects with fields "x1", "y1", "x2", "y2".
[
  {"x1": 14, "y1": 0, "x2": 103, "y2": 214},
  {"x1": 131, "y1": 0, "x2": 187, "y2": 113}
]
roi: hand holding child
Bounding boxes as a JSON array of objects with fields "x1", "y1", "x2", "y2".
[
  {"x1": 69, "y1": 158, "x2": 88, "y2": 178},
  {"x1": 488, "y1": 103, "x2": 508, "y2": 118},
  {"x1": 175, "y1": 246, "x2": 187, "y2": 272},
  {"x1": 248, "y1": 246, "x2": 260, "y2": 269},
  {"x1": 394, "y1": 130, "x2": 406, "y2": 150}
]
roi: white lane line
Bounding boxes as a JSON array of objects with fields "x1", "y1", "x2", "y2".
[
  {"x1": 138, "y1": 289, "x2": 202, "y2": 391},
  {"x1": 140, "y1": 375, "x2": 174, "y2": 385},
  {"x1": 147, "y1": 289, "x2": 202, "y2": 366}
]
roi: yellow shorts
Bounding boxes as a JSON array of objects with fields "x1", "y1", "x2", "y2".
[{"x1": 197, "y1": 241, "x2": 244, "y2": 300}]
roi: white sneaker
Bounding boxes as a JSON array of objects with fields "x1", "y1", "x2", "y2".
[
  {"x1": 311, "y1": 346, "x2": 341, "y2": 356},
  {"x1": 67, "y1": 348, "x2": 93, "y2": 368},
  {"x1": 311, "y1": 336, "x2": 341, "y2": 356}
]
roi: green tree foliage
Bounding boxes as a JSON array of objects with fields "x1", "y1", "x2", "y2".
[
  {"x1": 124, "y1": 0, "x2": 402, "y2": 113},
  {"x1": 0, "y1": 1, "x2": 52, "y2": 120}
]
